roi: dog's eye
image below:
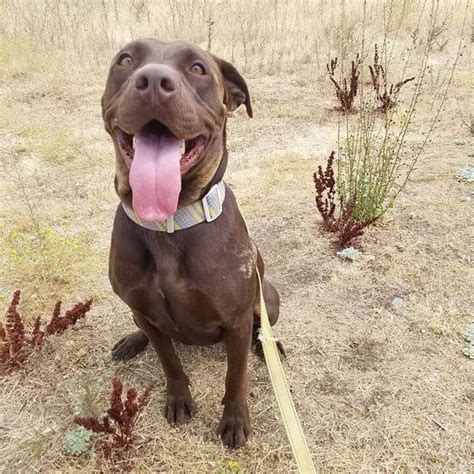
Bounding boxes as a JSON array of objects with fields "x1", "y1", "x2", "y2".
[
  {"x1": 118, "y1": 54, "x2": 134, "y2": 68},
  {"x1": 190, "y1": 62, "x2": 206, "y2": 75}
]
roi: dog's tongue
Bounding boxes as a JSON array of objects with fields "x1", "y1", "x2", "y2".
[{"x1": 130, "y1": 123, "x2": 182, "y2": 222}]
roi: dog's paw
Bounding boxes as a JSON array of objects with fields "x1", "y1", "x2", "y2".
[
  {"x1": 111, "y1": 331, "x2": 149, "y2": 361},
  {"x1": 217, "y1": 401, "x2": 251, "y2": 449},
  {"x1": 164, "y1": 383, "x2": 196, "y2": 427}
]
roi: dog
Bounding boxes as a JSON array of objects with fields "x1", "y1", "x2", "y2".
[{"x1": 102, "y1": 38, "x2": 280, "y2": 449}]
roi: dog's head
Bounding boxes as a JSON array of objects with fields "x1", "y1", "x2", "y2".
[{"x1": 102, "y1": 38, "x2": 252, "y2": 222}]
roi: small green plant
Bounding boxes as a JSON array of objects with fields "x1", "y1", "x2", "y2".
[
  {"x1": 337, "y1": 247, "x2": 361, "y2": 261},
  {"x1": 73, "y1": 377, "x2": 105, "y2": 417},
  {"x1": 216, "y1": 459, "x2": 241, "y2": 473},
  {"x1": 337, "y1": 108, "x2": 397, "y2": 222},
  {"x1": 1, "y1": 216, "x2": 100, "y2": 313},
  {"x1": 456, "y1": 168, "x2": 474, "y2": 182},
  {"x1": 4, "y1": 226, "x2": 80, "y2": 280},
  {"x1": 463, "y1": 322, "x2": 474, "y2": 359},
  {"x1": 64, "y1": 427, "x2": 94, "y2": 456},
  {"x1": 344, "y1": 2, "x2": 466, "y2": 219}
]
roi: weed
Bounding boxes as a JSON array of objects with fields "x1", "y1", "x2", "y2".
[
  {"x1": 314, "y1": 151, "x2": 337, "y2": 229},
  {"x1": 18, "y1": 123, "x2": 82, "y2": 162},
  {"x1": 1, "y1": 219, "x2": 100, "y2": 314},
  {"x1": 0, "y1": 290, "x2": 92, "y2": 372},
  {"x1": 314, "y1": 152, "x2": 378, "y2": 248},
  {"x1": 333, "y1": 0, "x2": 468, "y2": 228},
  {"x1": 326, "y1": 54, "x2": 360, "y2": 113},
  {"x1": 216, "y1": 459, "x2": 241, "y2": 473},
  {"x1": 369, "y1": 45, "x2": 415, "y2": 112},
  {"x1": 74, "y1": 378, "x2": 153, "y2": 458},
  {"x1": 73, "y1": 377, "x2": 105, "y2": 417}
]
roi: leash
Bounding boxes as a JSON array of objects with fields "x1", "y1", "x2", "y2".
[{"x1": 256, "y1": 269, "x2": 316, "y2": 473}]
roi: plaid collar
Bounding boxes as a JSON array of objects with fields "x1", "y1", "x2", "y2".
[{"x1": 121, "y1": 181, "x2": 226, "y2": 233}]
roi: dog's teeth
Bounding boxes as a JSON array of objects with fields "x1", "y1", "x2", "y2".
[
  {"x1": 133, "y1": 136, "x2": 136, "y2": 149},
  {"x1": 180, "y1": 140, "x2": 185, "y2": 155}
]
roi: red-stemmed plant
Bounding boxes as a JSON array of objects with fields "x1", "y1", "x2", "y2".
[
  {"x1": 314, "y1": 152, "x2": 378, "y2": 248},
  {"x1": 74, "y1": 378, "x2": 153, "y2": 458},
  {"x1": 369, "y1": 45, "x2": 415, "y2": 112},
  {"x1": 0, "y1": 290, "x2": 92, "y2": 372},
  {"x1": 327, "y1": 54, "x2": 361, "y2": 113}
]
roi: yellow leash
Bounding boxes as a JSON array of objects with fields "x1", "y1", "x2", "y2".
[{"x1": 256, "y1": 269, "x2": 316, "y2": 473}]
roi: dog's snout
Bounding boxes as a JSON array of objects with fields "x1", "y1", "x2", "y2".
[
  {"x1": 159, "y1": 76, "x2": 176, "y2": 93},
  {"x1": 135, "y1": 74, "x2": 149, "y2": 90},
  {"x1": 134, "y1": 64, "x2": 177, "y2": 99}
]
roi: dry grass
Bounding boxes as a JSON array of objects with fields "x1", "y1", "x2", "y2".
[{"x1": 0, "y1": 0, "x2": 473, "y2": 471}]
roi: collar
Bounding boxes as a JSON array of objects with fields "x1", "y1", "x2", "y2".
[{"x1": 121, "y1": 181, "x2": 226, "y2": 233}]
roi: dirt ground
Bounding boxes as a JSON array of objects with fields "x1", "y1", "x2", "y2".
[{"x1": 0, "y1": 1, "x2": 473, "y2": 472}]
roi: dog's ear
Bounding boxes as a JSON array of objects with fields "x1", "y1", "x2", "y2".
[{"x1": 212, "y1": 55, "x2": 252, "y2": 118}]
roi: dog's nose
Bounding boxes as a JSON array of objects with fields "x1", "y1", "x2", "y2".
[{"x1": 134, "y1": 64, "x2": 177, "y2": 100}]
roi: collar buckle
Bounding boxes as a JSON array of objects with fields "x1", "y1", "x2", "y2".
[
  {"x1": 202, "y1": 182, "x2": 224, "y2": 223},
  {"x1": 166, "y1": 215, "x2": 175, "y2": 233}
]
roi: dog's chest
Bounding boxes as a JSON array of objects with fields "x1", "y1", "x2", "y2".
[
  {"x1": 126, "y1": 247, "x2": 255, "y2": 345},
  {"x1": 110, "y1": 205, "x2": 257, "y2": 345}
]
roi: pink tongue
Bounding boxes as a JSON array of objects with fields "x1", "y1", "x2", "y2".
[{"x1": 129, "y1": 125, "x2": 182, "y2": 222}]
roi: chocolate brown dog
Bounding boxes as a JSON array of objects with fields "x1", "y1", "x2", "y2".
[{"x1": 102, "y1": 38, "x2": 280, "y2": 449}]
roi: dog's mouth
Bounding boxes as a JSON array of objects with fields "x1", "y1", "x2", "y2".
[
  {"x1": 114, "y1": 120, "x2": 208, "y2": 223},
  {"x1": 115, "y1": 120, "x2": 208, "y2": 174}
]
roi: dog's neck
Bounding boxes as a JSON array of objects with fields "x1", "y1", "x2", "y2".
[{"x1": 199, "y1": 132, "x2": 228, "y2": 198}]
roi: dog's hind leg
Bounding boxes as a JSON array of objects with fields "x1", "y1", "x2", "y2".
[
  {"x1": 111, "y1": 329, "x2": 149, "y2": 361},
  {"x1": 112, "y1": 311, "x2": 149, "y2": 361},
  {"x1": 253, "y1": 248, "x2": 280, "y2": 325},
  {"x1": 251, "y1": 249, "x2": 282, "y2": 359},
  {"x1": 257, "y1": 278, "x2": 280, "y2": 325}
]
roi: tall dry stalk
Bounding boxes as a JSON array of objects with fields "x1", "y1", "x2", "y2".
[{"x1": 335, "y1": 0, "x2": 469, "y2": 223}]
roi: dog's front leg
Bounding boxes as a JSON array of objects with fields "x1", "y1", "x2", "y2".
[
  {"x1": 133, "y1": 311, "x2": 196, "y2": 427},
  {"x1": 217, "y1": 314, "x2": 253, "y2": 449}
]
